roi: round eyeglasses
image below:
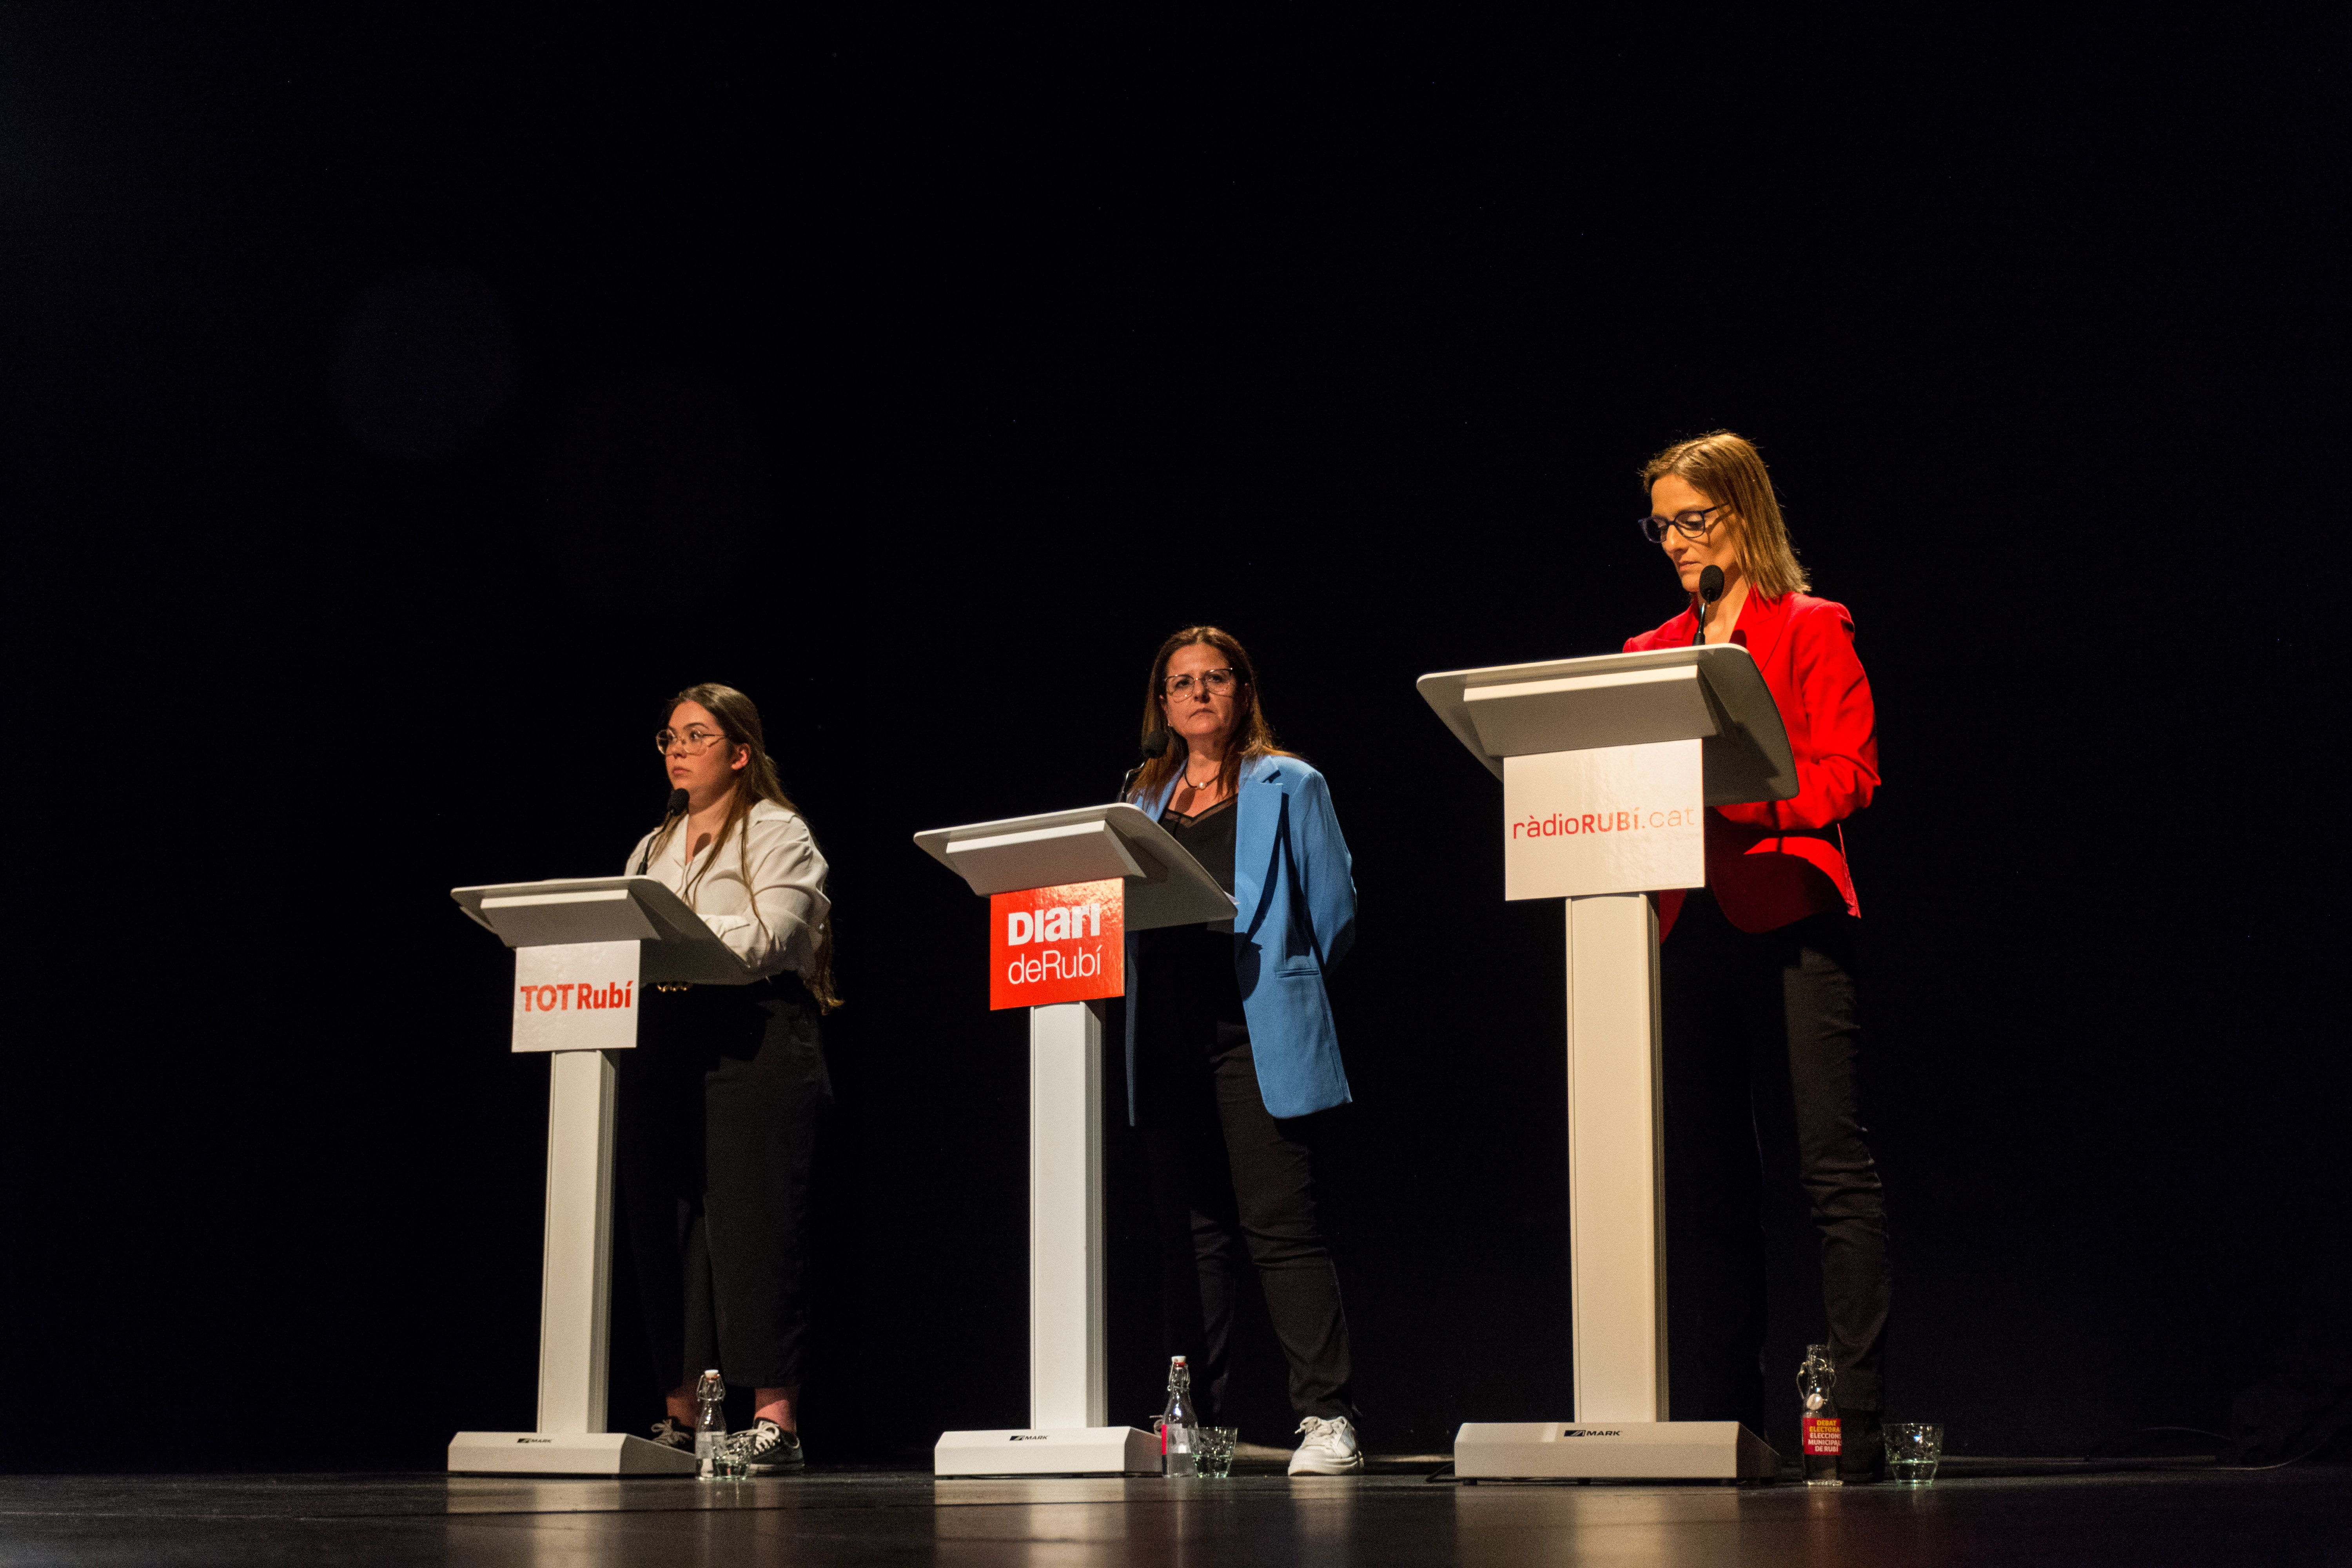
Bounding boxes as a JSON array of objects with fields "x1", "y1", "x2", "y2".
[
  {"x1": 1638, "y1": 505, "x2": 1726, "y2": 544},
  {"x1": 1163, "y1": 667, "x2": 1239, "y2": 699},
  {"x1": 654, "y1": 727, "x2": 727, "y2": 756}
]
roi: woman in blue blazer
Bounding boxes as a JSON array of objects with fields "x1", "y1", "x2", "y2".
[{"x1": 1124, "y1": 624, "x2": 1363, "y2": 1475}]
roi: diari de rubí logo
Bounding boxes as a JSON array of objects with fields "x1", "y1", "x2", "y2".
[
  {"x1": 989, "y1": 878, "x2": 1125, "y2": 1010},
  {"x1": 1002, "y1": 902, "x2": 1109, "y2": 985}
]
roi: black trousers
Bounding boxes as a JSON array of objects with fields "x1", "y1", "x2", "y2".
[
  {"x1": 1135, "y1": 1000, "x2": 1357, "y2": 1427},
  {"x1": 1661, "y1": 890, "x2": 1891, "y2": 1428},
  {"x1": 615, "y1": 979, "x2": 830, "y2": 1394}
]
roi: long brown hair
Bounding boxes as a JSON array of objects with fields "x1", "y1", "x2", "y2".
[
  {"x1": 1640, "y1": 430, "x2": 1811, "y2": 601},
  {"x1": 646, "y1": 682, "x2": 842, "y2": 1012},
  {"x1": 1125, "y1": 626, "x2": 1295, "y2": 804}
]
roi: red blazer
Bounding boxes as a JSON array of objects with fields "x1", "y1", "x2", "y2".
[{"x1": 1623, "y1": 591, "x2": 1878, "y2": 938}]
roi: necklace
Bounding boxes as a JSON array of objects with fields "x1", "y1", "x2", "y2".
[{"x1": 1182, "y1": 764, "x2": 1223, "y2": 793}]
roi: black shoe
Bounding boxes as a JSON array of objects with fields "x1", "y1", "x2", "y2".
[
  {"x1": 1837, "y1": 1414, "x2": 1885, "y2": 1482},
  {"x1": 728, "y1": 1417, "x2": 805, "y2": 1475},
  {"x1": 648, "y1": 1417, "x2": 695, "y2": 1453}
]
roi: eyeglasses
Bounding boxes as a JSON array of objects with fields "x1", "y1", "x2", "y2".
[
  {"x1": 1638, "y1": 505, "x2": 1726, "y2": 544},
  {"x1": 654, "y1": 727, "x2": 727, "y2": 755},
  {"x1": 1162, "y1": 667, "x2": 1240, "y2": 699}
]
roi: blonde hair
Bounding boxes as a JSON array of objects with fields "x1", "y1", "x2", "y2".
[
  {"x1": 1641, "y1": 430, "x2": 1810, "y2": 601},
  {"x1": 1125, "y1": 625, "x2": 1296, "y2": 804},
  {"x1": 647, "y1": 682, "x2": 842, "y2": 1012}
]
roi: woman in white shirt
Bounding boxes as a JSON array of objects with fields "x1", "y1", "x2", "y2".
[{"x1": 619, "y1": 682, "x2": 839, "y2": 1476}]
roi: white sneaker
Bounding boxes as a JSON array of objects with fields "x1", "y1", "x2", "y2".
[
  {"x1": 726, "y1": 1417, "x2": 806, "y2": 1475},
  {"x1": 1288, "y1": 1416, "x2": 1364, "y2": 1475}
]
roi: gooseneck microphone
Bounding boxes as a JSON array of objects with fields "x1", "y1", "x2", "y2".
[
  {"x1": 1692, "y1": 564, "x2": 1725, "y2": 647},
  {"x1": 1120, "y1": 728, "x2": 1173, "y2": 800},
  {"x1": 636, "y1": 788, "x2": 690, "y2": 874}
]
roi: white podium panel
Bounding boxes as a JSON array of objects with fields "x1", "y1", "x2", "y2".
[
  {"x1": 1502, "y1": 740, "x2": 1704, "y2": 901},
  {"x1": 1422, "y1": 647, "x2": 1794, "y2": 1481},
  {"x1": 1029, "y1": 1001, "x2": 1107, "y2": 1432},
  {"x1": 915, "y1": 804, "x2": 1234, "y2": 932},
  {"x1": 456, "y1": 877, "x2": 754, "y2": 985},
  {"x1": 447, "y1": 1431, "x2": 695, "y2": 1477},
  {"x1": 537, "y1": 1049, "x2": 617, "y2": 1436},
  {"x1": 1419, "y1": 645, "x2": 1795, "y2": 805},
  {"x1": 511, "y1": 942, "x2": 642, "y2": 1054},
  {"x1": 930, "y1": 1001, "x2": 1154, "y2": 1477},
  {"x1": 1466, "y1": 660, "x2": 1722, "y2": 758},
  {"x1": 1455, "y1": 1421, "x2": 1778, "y2": 1481},
  {"x1": 1564, "y1": 894, "x2": 1668, "y2": 1423},
  {"x1": 933, "y1": 1428, "x2": 1161, "y2": 1477},
  {"x1": 918, "y1": 804, "x2": 1231, "y2": 1476},
  {"x1": 446, "y1": 875, "x2": 740, "y2": 1477},
  {"x1": 445, "y1": 1047, "x2": 697, "y2": 1474}
]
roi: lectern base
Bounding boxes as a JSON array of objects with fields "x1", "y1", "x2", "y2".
[
  {"x1": 1453, "y1": 1421, "x2": 1779, "y2": 1482},
  {"x1": 447, "y1": 1432, "x2": 700, "y2": 1476},
  {"x1": 934, "y1": 1427, "x2": 1160, "y2": 1477}
]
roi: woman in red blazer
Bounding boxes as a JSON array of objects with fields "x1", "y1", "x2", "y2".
[{"x1": 1624, "y1": 431, "x2": 1890, "y2": 1479}]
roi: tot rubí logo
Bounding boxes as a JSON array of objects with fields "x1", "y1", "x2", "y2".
[
  {"x1": 509, "y1": 938, "x2": 642, "y2": 1054},
  {"x1": 516, "y1": 980, "x2": 633, "y2": 1013}
]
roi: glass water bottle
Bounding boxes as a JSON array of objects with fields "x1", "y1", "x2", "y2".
[
  {"x1": 695, "y1": 1369, "x2": 728, "y2": 1480},
  {"x1": 1160, "y1": 1356, "x2": 1198, "y2": 1478},
  {"x1": 1797, "y1": 1344, "x2": 1843, "y2": 1486}
]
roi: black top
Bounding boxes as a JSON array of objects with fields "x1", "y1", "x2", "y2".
[
  {"x1": 1160, "y1": 794, "x2": 1237, "y2": 895},
  {"x1": 1138, "y1": 793, "x2": 1243, "y2": 1034}
]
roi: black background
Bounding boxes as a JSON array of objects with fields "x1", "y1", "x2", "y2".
[{"x1": 2, "y1": 5, "x2": 2342, "y2": 1467}]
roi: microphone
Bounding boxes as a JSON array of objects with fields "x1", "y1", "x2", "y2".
[
  {"x1": 1120, "y1": 728, "x2": 1173, "y2": 800},
  {"x1": 636, "y1": 788, "x2": 690, "y2": 875},
  {"x1": 1692, "y1": 564, "x2": 1725, "y2": 647}
]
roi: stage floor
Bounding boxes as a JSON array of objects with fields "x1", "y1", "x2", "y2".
[{"x1": 1, "y1": 1464, "x2": 2345, "y2": 1565}]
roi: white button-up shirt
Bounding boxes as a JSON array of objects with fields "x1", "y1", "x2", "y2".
[{"x1": 624, "y1": 799, "x2": 829, "y2": 980}]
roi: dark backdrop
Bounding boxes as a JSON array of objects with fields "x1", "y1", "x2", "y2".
[{"x1": 2, "y1": 5, "x2": 2342, "y2": 1467}]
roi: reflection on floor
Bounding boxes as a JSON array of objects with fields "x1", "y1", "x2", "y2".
[{"x1": 0, "y1": 1466, "x2": 2345, "y2": 1566}]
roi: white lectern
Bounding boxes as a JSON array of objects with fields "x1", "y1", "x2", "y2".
[
  {"x1": 443, "y1": 875, "x2": 754, "y2": 1476},
  {"x1": 1421, "y1": 644, "x2": 1795, "y2": 1483},
  {"x1": 913, "y1": 803, "x2": 1234, "y2": 1476}
]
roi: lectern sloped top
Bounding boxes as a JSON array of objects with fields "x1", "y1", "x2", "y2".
[
  {"x1": 1417, "y1": 644, "x2": 1797, "y2": 806},
  {"x1": 913, "y1": 803, "x2": 1235, "y2": 931},
  {"x1": 450, "y1": 877, "x2": 753, "y2": 985}
]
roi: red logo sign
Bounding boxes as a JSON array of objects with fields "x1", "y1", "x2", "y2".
[
  {"x1": 989, "y1": 878, "x2": 1124, "y2": 1011},
  {"x1": 1801, "y1": 1417, "x2": 1842, "y2": 1455},
  {"x1": 517, "y1": 981, "x2": 634, "y2": 1013}
]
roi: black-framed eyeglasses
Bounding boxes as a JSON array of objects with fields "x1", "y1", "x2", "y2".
[
  {"x1": 654, "y1": 727, "x2": 727, "y2": 756},
  {"x1": 1162, "y1": 667, "x2": 1240, "y2": 699},
  {"x1": 1638, "y1": 505, "x2": 1726, "y2": 544}
]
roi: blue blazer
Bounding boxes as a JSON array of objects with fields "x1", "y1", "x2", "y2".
[{"x1": 1125, "y1": 753, "x2": 1358, "y2": 1122}]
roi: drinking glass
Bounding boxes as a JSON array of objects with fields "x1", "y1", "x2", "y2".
[
  {"x1": 1198, "y1": 1427, "x2": 1238, "y2": 1480},
  {"x1": 1884, "y1": 1422, "x2": 1942, "y2": 1485}
]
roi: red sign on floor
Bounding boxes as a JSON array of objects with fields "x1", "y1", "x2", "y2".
[{"x1": 989, "y1": 878, "x2": 1124, "y2": 1010}]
